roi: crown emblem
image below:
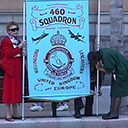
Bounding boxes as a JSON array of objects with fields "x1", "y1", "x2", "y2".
[{"x1": 50, "y1": 31, "x2": 67, "y2": 46}]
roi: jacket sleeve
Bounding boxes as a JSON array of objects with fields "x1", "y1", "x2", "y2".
[
  {"x1": 1, "y1": 37, "x2": 22, "y2": 59},
  {"x1": 1, "y1": 37, "x2": 22, "y2": 76}
]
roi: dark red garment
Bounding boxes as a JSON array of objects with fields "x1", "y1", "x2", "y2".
[{"x1": 1, "y1": 37, "x2": 22, "y2": 103}]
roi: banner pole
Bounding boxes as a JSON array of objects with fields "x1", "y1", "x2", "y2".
[
  {"x1": 22, "y1": 0, "x2": 26, "y2": 121},
  {"x1": 96, "y1": 0, "x2": 101, "y2": 117}
]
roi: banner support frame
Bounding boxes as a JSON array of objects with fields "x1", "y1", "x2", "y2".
[
  {"x1": 96, "y1": 0, "x2": 101, "y2": 117},
  {"x1": 21, "y1": 0, "x2": 26, "y2": 121}
]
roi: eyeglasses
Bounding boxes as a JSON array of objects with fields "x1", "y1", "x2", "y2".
[{"x1": 9, "y1": 27, "x2": 19, "y2": 32}]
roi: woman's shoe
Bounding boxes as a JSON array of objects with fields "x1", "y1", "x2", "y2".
[
  {"x1": 5, "y1": 116, "x2": 14, "y2": 122},
  {"x1": 12, "y1": 115, "x2": 22, "y2": 120},
  {"x1": 74, "y1": 112, "x2": 81, "y2": 118},
  {"x1": 102, "y1": 111, "x2": 111, "y2": 119},
  {"x1": 102, "y1": 113, "x2": 119, "y2": 120}
]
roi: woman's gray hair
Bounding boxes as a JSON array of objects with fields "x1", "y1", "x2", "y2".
[{"x1": 6, "y1": 21, "x2": 19, "y2": 34}]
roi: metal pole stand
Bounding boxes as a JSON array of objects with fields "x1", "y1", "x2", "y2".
[{"x1": 52, "y1": 102, "x2": 57, "y2": 117}]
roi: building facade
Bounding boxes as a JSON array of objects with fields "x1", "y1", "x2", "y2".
[
  {"x1": 0, "y1": 0, "x2": 128, "y2": 51},
  {"x1": 0, "y1": 0, "x2": 128, "y2": 114}
]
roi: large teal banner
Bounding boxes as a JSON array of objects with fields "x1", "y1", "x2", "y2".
[{"x1": 26, "y1": 0, "x2": 90, "y2": 101}]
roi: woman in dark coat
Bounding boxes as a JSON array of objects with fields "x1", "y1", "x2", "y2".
[
  {"x1": 1, "y1": 21, "x2": 26, "y2": 121},
  {"x1": 88, "y1": 48, "x2": 128, "y2": 119}
]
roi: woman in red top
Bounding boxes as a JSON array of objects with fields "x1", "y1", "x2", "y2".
[{"x1": 1, "y1": 21, "x2": 26, "y2": 122}]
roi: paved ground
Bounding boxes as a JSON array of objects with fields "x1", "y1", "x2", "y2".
[
  {"x1": 0, "y1": 115, "x2": 128, "y2": 128},
  {"x1": 0, "y1": 86, "x2": 128, "y2": 128}
]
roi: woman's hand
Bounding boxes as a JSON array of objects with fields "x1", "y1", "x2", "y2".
[
  {"x1": 96, "y1": 64, "x2": 106, "y2": 72},
  {"x1": 18, "y1": 41, "x2": 26, "y2": 48},
  {"x1": 96, "y1": 64, "x2": 102, "y2": 70},
  {"x1": 22, "y1": 50, "x2": 26, "y2": 56}
]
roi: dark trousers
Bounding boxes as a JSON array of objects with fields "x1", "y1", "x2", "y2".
[
  {"x1": 74, "y1": 95, "x2": 94, "y2": 115},
  {"x1": 84, "y1": 95, "x2": 94, "y2": 115},
  {"x1": 74, "y1": 97, "x2": 84, "y2": 113}
]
